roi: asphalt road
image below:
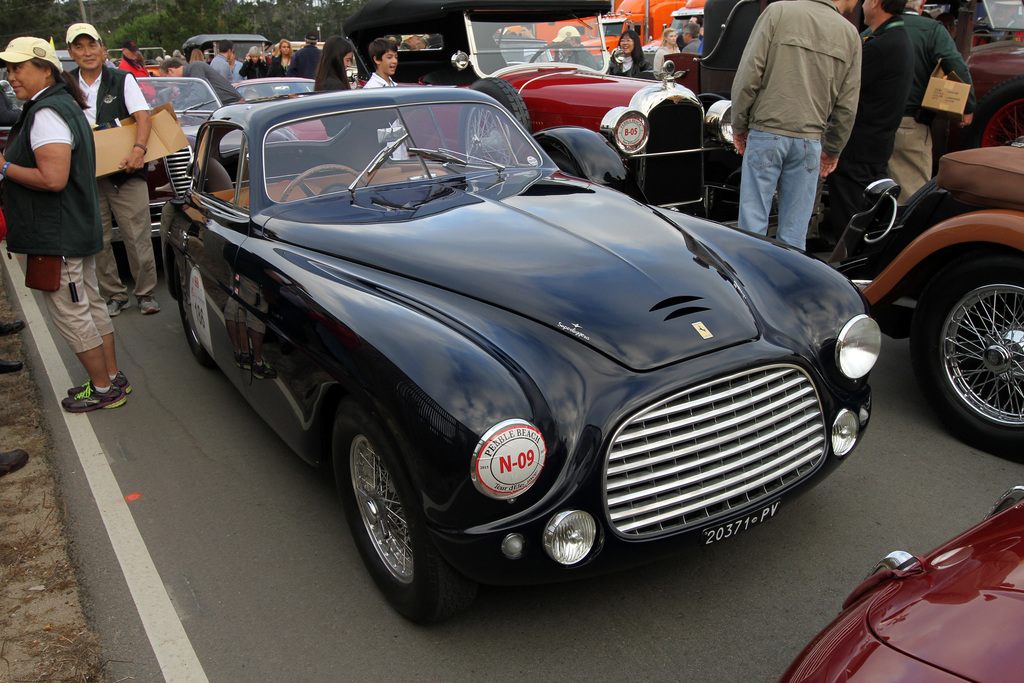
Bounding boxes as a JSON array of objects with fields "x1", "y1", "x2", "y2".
[{"x1": 9, "y1": 261, "x2": 1023, "y2": 683}]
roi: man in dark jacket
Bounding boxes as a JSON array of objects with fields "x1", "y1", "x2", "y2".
[
  {"x1": 826, "y1": 0, "x2": 914, "y2": 238},
  {"x1": 67, "y1": 22, "x2": 161, "y2": 316},
  {"x1": 286, "y1": 31, "x2": 321, "y2": 78},
  {"x1": 288, "y1": 31, "x2": 321, "y2": 78},
  {"x1": 889, "y1": 0, "x2": 975, "y2": 201}
]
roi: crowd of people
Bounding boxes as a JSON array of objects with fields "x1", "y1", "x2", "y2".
[{"x1": 730, "y1": 0, "x2": 974, "y2": 250}]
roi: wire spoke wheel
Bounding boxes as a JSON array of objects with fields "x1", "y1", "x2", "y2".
[
  {"x1": 464, "y1": 106, "x2": 513, "y2": 166},
  {"x1": 980, "y1": 98, "x2": 1024, "y2": 147},
  {"x1": 350, "y1": 434, "x2": 414, "y2": 584},
  {"x1": 942, "y1": 284, "x2": 1024, "y2": 425}
]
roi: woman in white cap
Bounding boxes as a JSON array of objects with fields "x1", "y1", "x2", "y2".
[{"x1": 0, "y1": 37, "x2": 128, "y2": 413}]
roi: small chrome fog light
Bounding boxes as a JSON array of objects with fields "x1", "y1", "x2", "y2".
[
  {"x1": 542, "y1": 510, "x2": 596, "y2": 565},
  {"x1": 832, "y1": 409, "x2": 859, "y2": 457},
  {"x1": 501, "y1": 533, "x2": 525, "y2": 559}
]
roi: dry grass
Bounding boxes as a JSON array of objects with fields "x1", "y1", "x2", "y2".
[{"x1": 0, "y1": 275, "x2": 106, "y2": 683}]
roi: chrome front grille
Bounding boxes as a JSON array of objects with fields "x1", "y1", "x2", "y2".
[
  {"x1": 164, "y1": 147, "x2": 194, "y2": 198},
  {"x1": 605, "y1": 365, "x2": 826, "y2": 537}
]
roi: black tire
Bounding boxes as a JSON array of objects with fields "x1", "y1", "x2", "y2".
[
  {"x1": 469, "y1": 77, "x2": 532, "y2": 133},
  {"x1": 910, "y1": 252, "x2": 1024, "y2": 461},
  {"x1": 176, "y1": 257, "x2": 215, "y2": 368},
  {"x1": 962, "y1": 73, "x2": 1024, "y2": 148},
  {"x1": 332, "y1": 399, "x2": 477, "y2": 623}
]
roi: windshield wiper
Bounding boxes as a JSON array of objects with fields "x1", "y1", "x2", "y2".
[
  {"x1": 349, "y1": 133, "x2": 410, "y2": 193},
  {"x1": 182, "y1": 99, "x2": 216, "y2": 113},
  {"x1": 408, "y1": 146, "x2": 506, "y2": 171}
]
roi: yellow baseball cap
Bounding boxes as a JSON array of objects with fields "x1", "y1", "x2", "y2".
[
  {"x1": 556, "y1": 26, "x2": 581, "y2": 41},
  {"x1": 66, "y1": 22, "x2": 101, "y2": 45},
  {"x1": 0, "y1": 37, "x2": 63, "y2": 71}
]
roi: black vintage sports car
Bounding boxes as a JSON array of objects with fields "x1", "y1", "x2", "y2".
[{"x1": 160, "y1": 87, "x2": 880, "y2": 623}]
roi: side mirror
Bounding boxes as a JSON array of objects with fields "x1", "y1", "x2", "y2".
[{"x1": 610, "y1": 47, "x2": 625, "y2": 65}]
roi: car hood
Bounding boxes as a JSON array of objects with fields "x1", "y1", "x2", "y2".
[
  {"x1": 868, "y1": 509, "x2": 1024, "y2": 682},
  {"x1": 260, "y1": 174, "x2": 760, "y2": 371}
]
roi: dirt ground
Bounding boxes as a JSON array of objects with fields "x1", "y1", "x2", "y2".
[{"x1": 0, "y1": 274, "x2": 106, "y2": 682}]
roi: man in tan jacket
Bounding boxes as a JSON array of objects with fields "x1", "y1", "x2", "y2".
[{"x1": 731, "y1": 0, "x2": 861, "y2": 250}]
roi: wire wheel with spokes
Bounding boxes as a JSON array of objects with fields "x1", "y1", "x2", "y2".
[
  {"x1": 332, "y1": 399, "x2": 477, "y2": 623},
  {"x1": 911, "y1": 253, "x2": 1024, "y2": 460},
  {"x1": 942, "y1": 284, "x2": 1024, "y2": 424},
  {"x1": 462, "y1": 105, "x2": 513, "y2": 166},
  {"x1": 350, "y1": 434, "x2": 413, "y2": 584}
]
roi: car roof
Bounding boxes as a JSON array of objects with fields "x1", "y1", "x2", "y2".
[
  {"x1": 185, "y1": 34, "x2": 270, "y2": 45},
  {"x1": 344, "y1": 0, "x2": 613, "y2": 36},
  {"x1": 208, "y1": 85, "x2": 503, "y2": 132}
]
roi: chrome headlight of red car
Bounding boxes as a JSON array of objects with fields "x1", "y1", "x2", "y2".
[
  {"x1": 704, "y1": 99, "x2": 734, "y2": 148},
  {"x1": 600, "y1": 106, "x2": 649, "y2": 154},
  {"x1": 836, "y1": 315, "x2": 881, "y2": 380}
]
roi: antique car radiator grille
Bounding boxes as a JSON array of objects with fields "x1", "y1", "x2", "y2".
[
  {"x1": 634, "y1": 102, "x2": 704, "y2": 207},
  {"x1": 605, "y1": 365, "x2": 826, "y2": 537},
  {"x1": 164, "y1": 147, "x2": 194, "y2": 198}
]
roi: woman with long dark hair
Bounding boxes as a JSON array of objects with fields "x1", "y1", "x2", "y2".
[
  {"x1": 314, "y1": 36, "x2": 358, "y2": 91},
  {"x1": 608, "y1": 29, "x2": 650, "y2": 78},
  {"x1": 0, "y1": 38, "x2": 128, "y2": 412}
]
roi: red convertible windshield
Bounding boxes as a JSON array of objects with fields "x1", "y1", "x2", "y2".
[{"x1": 467, "y1": 14, "x2": 609, "y2": 75}]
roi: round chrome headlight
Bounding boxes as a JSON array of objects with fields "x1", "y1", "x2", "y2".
[
  {"x1": 542, "y1": 510, "x2": 596, "y2": 565},
  {"x1": 704, "y1": 99, "x2": 734, "y2": 147},
  {"x1": 836, "y1": 315, "x2": 881, "y2": 379},
  {"x1": 600, "y1": 106, "x2": 649, "y2": 154},
  {"x1": 831, "y1": 408, "x2": 859, "y2": 457},
  {"x1": 471, "y1": 420, "x2": 546, "y2": 500}
]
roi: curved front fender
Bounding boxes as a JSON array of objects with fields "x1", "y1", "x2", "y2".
[{"x1": 863, "y1": 209, "x2": 1024, "y2": 307}]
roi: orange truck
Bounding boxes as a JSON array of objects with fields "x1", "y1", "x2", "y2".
[{"x1": 600, "y1": 0, "x2": 703, "y2": 45}]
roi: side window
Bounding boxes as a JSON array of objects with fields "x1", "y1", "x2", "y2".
[{"x1": 197, "y1": 126, "x2": 247, "y2": 208}]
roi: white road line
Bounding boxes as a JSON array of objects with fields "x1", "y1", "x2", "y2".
[{"x1": 3, "y1": 254, "x2": 209, "y2": 683}]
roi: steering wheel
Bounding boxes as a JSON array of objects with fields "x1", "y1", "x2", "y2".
[
  {"x1": 529, "y1": 42, "x2": 570, "y2": 63},
  {"x1": 280, "y1": 164, "x2": 358, "y2": 202}
]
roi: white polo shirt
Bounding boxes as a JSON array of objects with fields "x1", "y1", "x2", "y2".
[
  {"x1": 28, "y1": 87, "x2": 74, "y2": 150},
  {"x1": 77, "y1": 70, "x2": 148, "y2": 127}
]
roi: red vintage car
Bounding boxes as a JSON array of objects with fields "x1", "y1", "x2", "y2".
[
  {"x1": 781, "y1": 485, "x2": 1024, "y2": 682},
  {"x1": 343, "y1": 0, "x2": 740, "y2": 218},
  {"x1": 960, "y1": 0, "x2": 1024, "y2": 148}
]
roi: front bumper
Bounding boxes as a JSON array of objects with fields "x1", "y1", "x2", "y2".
[{"x1": 432, "y1": 373, "x2": 871, "y2": 586}]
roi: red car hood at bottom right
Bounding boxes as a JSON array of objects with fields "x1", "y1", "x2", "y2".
[{"x1": 782, "y1": 487, "x2": 1024, "y2": 683}]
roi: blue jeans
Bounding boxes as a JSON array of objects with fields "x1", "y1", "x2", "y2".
[{"x1": 738, "y1": 130, "x2": 821, "y2": 251}]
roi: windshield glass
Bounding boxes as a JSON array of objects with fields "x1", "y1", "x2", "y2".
[
  {"x1": 980, "y1": 0, "x2": 1024, "y2": 30},
  {"x1": 236, "y1": 79, "x2": 315, "y2": 101},
  {"x1": 139, "y1": 77, "x2": 219, "y2": 113},
  {"x1": 264, "y1": 101, "x2": 542, "y2": 203},
  {"x1": 467, "y1": 14, "x2": 608, "y2": 75}
]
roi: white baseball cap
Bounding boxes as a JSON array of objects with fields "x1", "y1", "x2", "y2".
[
  {"x1": 556, "y1": 26, "x2": 581, "y2": 41},
  {"x1": 0, "y1": 37, "x2": 63, "y2": 72},
  {"x1": 66, "y1": 22, "x2": 102, "y2": 45}
]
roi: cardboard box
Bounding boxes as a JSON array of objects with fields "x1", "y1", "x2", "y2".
[
  {"x1": 921, "y1": 61, "x2": 971, "y2": 119},
  {"x1": 94, "y1": 103, "x2": 189, "y2": 177}
]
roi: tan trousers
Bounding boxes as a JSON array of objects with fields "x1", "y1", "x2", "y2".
[
  {"x1": 44, "y1": 255, "x2": 114, "y2": 354},
  {"x1": 888, "y1": 116, "x2": 932, "y2": 203},
  {"x1": 95, "y1": 175, "x2": 157, "y2": 302}
]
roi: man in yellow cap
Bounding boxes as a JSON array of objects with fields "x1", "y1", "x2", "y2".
[
  {"x1": 65, "y1": 22, "x2": 160, "y2": 317},
  {"x1": 553, "y1": 26, "x2": 598, "y2": 68}
]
